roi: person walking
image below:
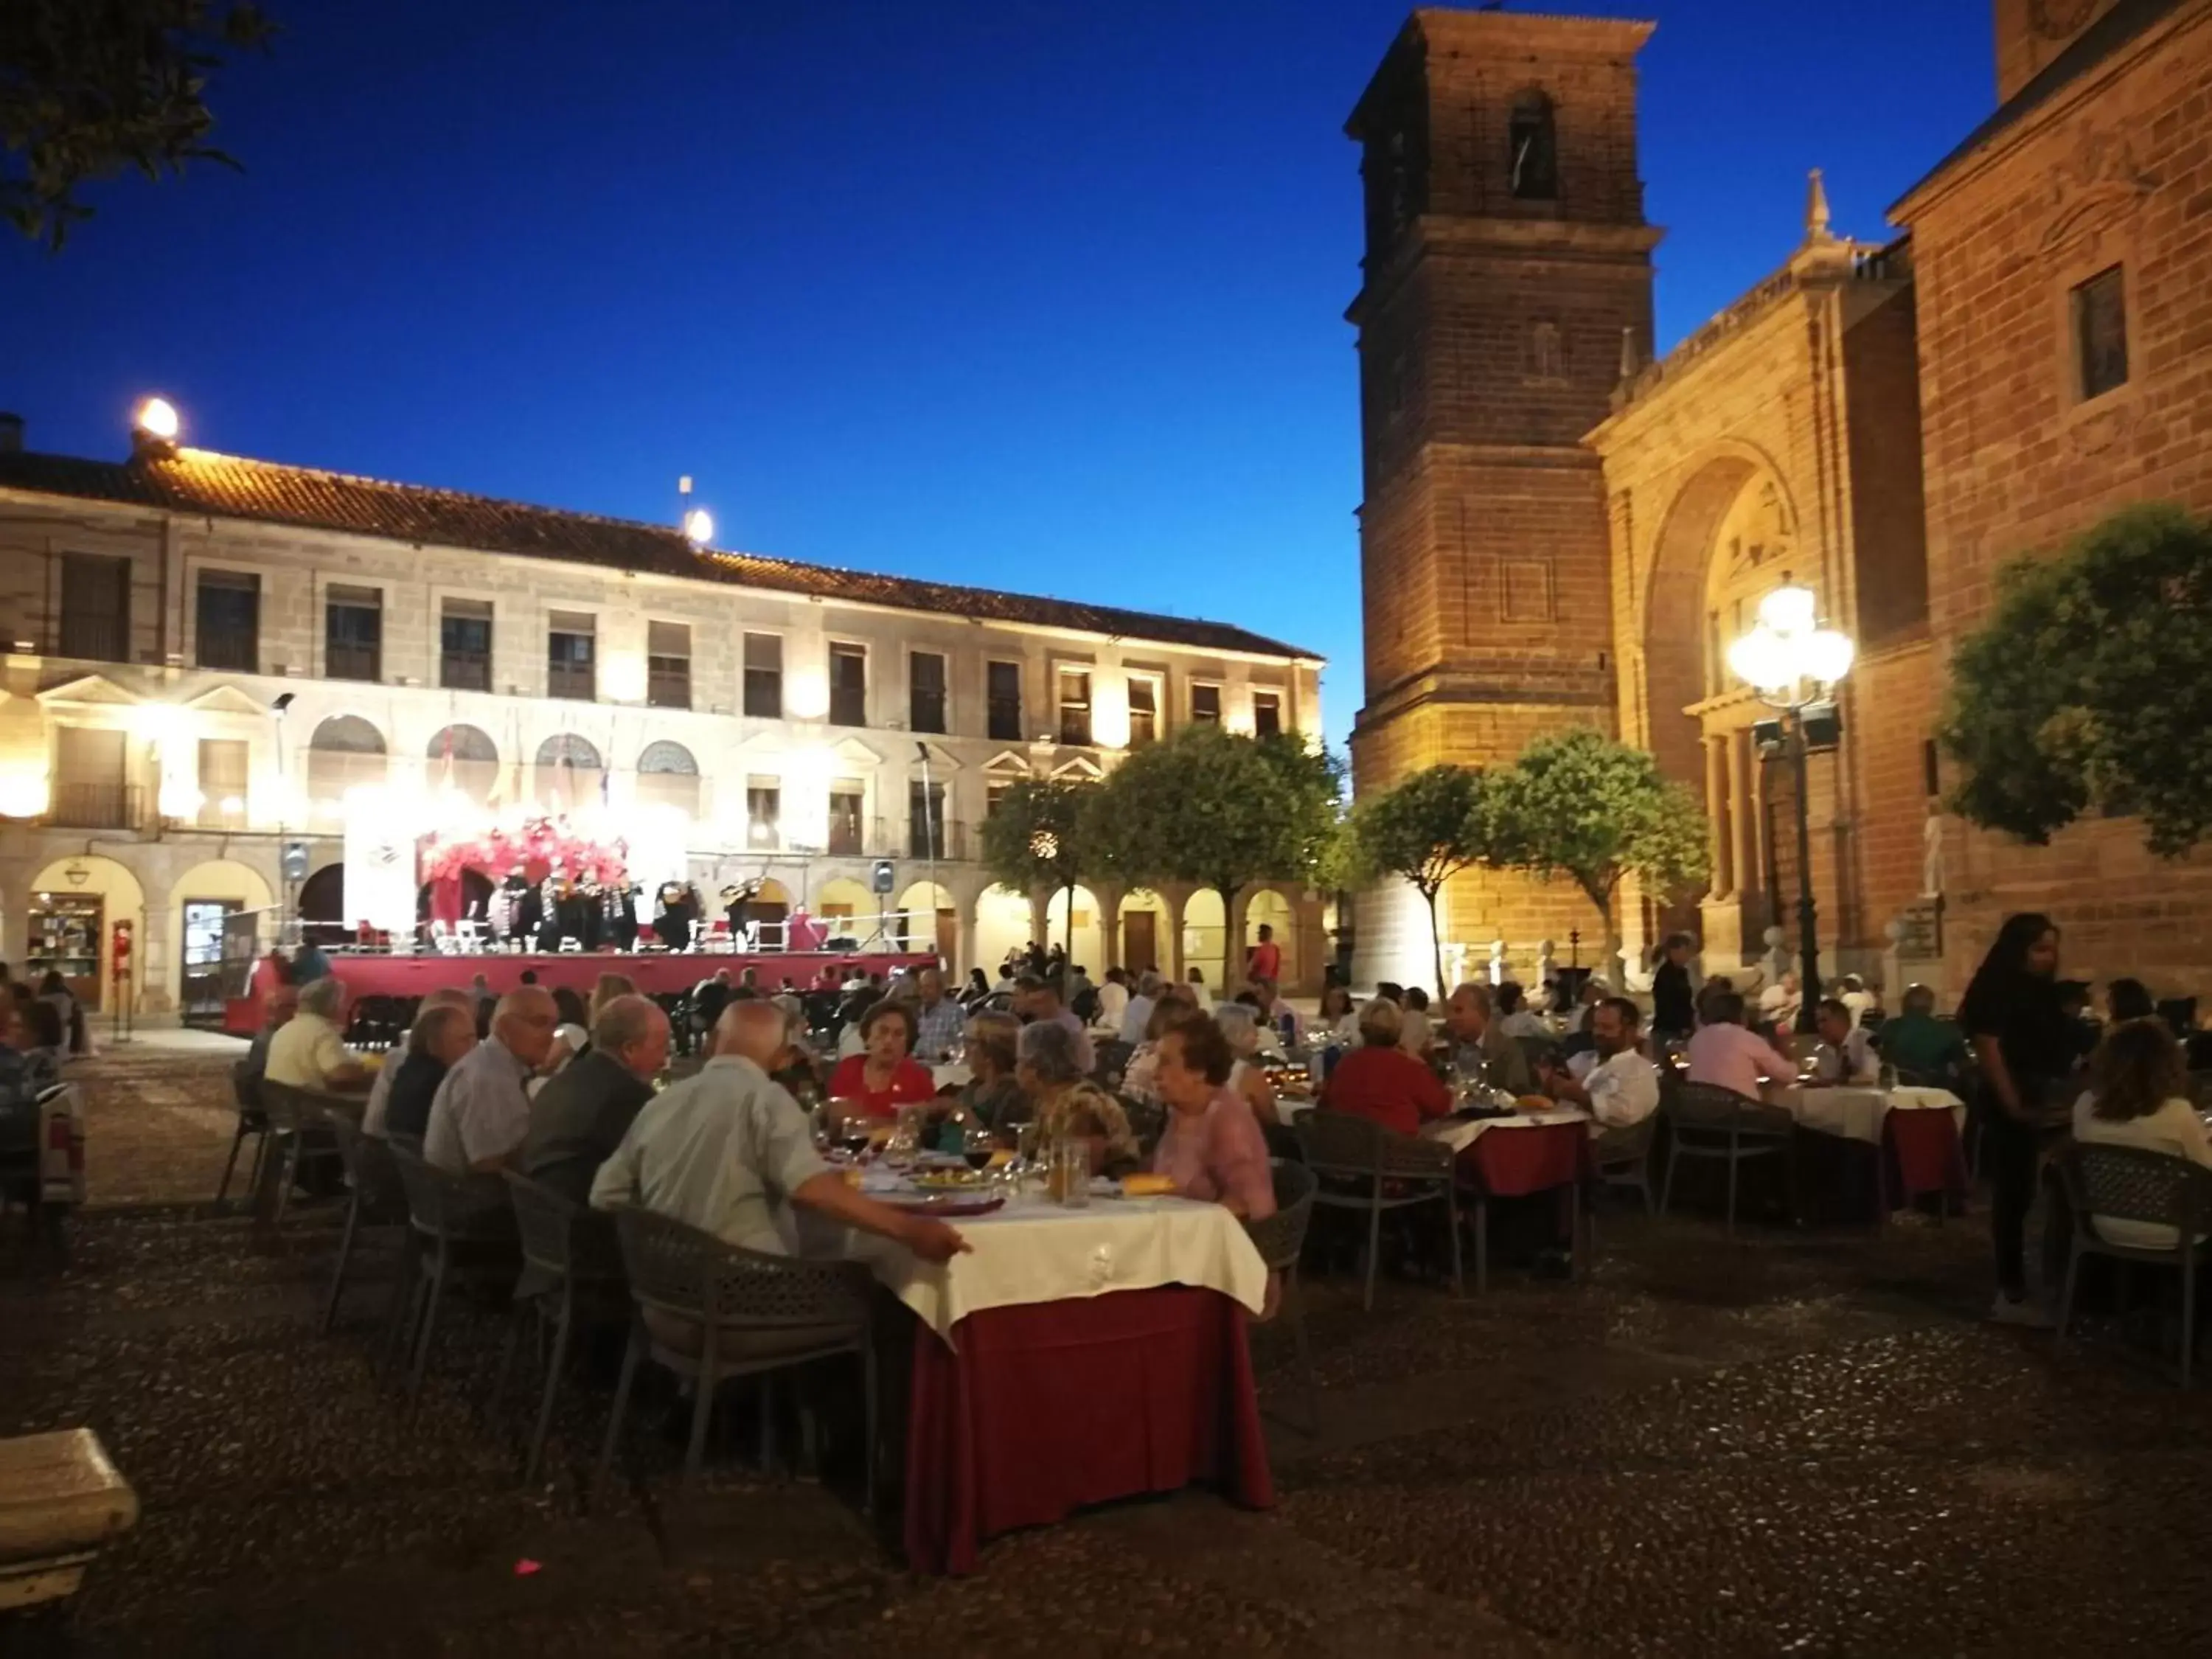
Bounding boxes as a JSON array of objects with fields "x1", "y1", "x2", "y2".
[{"x1": 1957, "y1": 913, "x2": 2073, "y2": 1327}]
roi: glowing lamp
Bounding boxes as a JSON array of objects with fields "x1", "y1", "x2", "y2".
[
  {"x1": 1756, "y1": 582, "x2": 1817, "y2": 637},
  {"x1": 683, "y1": 507, "x2": 714, "y2": 547},
  {"x1": 1801, "y1": 627, "x2": 1856, "y2": 686},
  {"x1": 135, "y1": 396, "x2": 181, "y2": 442},
  {"x1": 1725, "y1": 625, "x2": 1793, "y2": 693}
]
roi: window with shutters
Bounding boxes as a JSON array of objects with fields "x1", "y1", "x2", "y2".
[
  {"x1": 910, "y1": 650, "x2": 947, "y2": 734},
  {"x1": 59, "y1": 553, "x2": 131, "y2": 662},
  {"x1": 194, "y1": 571, "x2": 258, "y2": 672},
  {"x1": 830, "y1": 643, "x2": 867, "y2": 726},
  {"x1": 746, "y1": 779, "x2": 781, "y2": 847},
  {"x1": 1057, "y1": 668, "x2": 1092, "y2": 747},
  {"x1": 828, "y1": 779, "x2": 865, "y2": 855},
  {"x1": 647, "y1": 620, "x2": 692, "y2": 709},
  {"x1": 197, "y1": 738, "x2": 249, "y2": 828},
  {"x1": 908, "y1": 779, "x2": 946, "y2": 859},
  {"x1": 548, "y1": 611, "x2": 596, "y2": 700},
  {"x1": 2073, "y1": 265, "x2": 2129, "y2": 402},
  {"x1": 440, "y1": 598, "x2": 493, "y2": 691},
  {"x1": 324, "y1": 585, "x2": 383, "y2": 682},
  {"x1": 1126, "y1": 675, "x2": 1159, "y2": 748},
  {"x1": 742, "y1": 632, "x2": 782, "y2": 718},
  {"x1": 987, "y1": 660, "x2": 1023, "y2": 741},
  {"x1": 1191, "y1": 681, "x2": 1222, "y2": 725},
  {"x1": 1252, "y1": 689, "x2": 1283, "y2": 738}
]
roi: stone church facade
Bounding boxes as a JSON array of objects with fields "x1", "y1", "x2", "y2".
[{"x1": 1349, "y1": 0, "x2": 2212, "y2": 999}]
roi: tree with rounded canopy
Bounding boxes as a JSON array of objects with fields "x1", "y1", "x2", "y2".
[
  {"x1": 1940, "y1": 503, "x2": 2212, "y2": 858},
  {"x1": 1092, "y1": 725, "x2": 1341, "y2": 990},
  {"x1": 1349, "y1": 763, "x2": 1498, "y2": 999},
  {"x1": 1489, "y1": 726, "x2": 1709, "y2": 980},
  {"x1": 978, "y1": 776, "x2": 1094, "y2": 984}
]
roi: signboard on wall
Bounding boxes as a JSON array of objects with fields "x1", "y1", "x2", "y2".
[{"x1": 341, "y1": 790, "x2": 418, "y2": 938}]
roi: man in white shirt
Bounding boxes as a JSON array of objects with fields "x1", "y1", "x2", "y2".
[
  {"x1": 1096, "y1": 968, "x2": 1131, "y2": 1034},
  {"x1": 1545, "y1": 998, "x2": 1660, "y2": 1130},
  {"x1": 1250, "y1": 976, "x2": 1304, "y2": 1048},
  {"x1": 1757, "y1": 970, "x2": 1802, "y2": 1030},
  {"x1": 364, "y1": 986, "x2": 476, "y2": 1138},
  {"x1": 264, "y1": 977, "x2": 367, "y2": 1091},
  {"x1": 1809, "y1": 997, "x2": 1880, "y2": 1086},
  {"x1": 591, "y1": 1001, "x2": 967, "y2": 1267},
  {"x1": 1119, "y1": 970, "x2": 1162, "y2": 1046},
  {"x1": 1836, "y1": 974, "x2": 1879, "y2": 1026},
  {"x1": 424, "y1": 987, "x2": 557, "y2": 1174}
]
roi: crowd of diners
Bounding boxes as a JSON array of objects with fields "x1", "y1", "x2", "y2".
[{"x1": 229, "y1": 948, "x2": 1287, "y2": 1291}]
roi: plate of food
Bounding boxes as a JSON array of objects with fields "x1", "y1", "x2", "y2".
[
  {"x1": 911, "y1": 1167, "x2": 991, "y2": 1192},
  {"x1": 878, "y1": 1189, "x2": 1005, "y2": 1217}
]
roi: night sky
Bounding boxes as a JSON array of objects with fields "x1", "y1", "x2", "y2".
[{"x1": 10, "y1": 0, "x2": 1992, "y2": 755}]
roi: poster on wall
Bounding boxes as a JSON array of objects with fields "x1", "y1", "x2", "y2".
[{"x1": 341, "y1": 787, "x2": 420, "y2": 943}]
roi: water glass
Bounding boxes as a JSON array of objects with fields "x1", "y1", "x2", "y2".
[{"x1": 1048, "y1": 1137, "x2": 1091, "y2": 1207}]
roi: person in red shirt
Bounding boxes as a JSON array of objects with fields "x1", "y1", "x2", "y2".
[
  {"x1": 827, "y1": 1001, "x2": 939, "y2": 1120},
  {"x1": 1319, "y1": 995, "x2": 1452, "y2": 1136},
  {"x1": 1245, "y1": 923, "x2": 1282, "y2": 987}
]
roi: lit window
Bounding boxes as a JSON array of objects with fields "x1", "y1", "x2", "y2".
[{"x1": 2073, "y1": 265, "x2": 2128, "y2": 401}]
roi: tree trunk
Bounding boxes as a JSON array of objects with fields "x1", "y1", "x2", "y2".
[
  {"x1": 1220, "y1": 883, "x2": 1241, "y2": 992},
  {"x1": 1062, "y1": 877, "x2": 1078, "y2": 992},
  {"x1": 1423, "y1": 884, "x2": 1447, "y2": 1001}
]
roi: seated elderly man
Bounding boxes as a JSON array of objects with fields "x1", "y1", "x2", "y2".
[
  {"x1": 1014, "y1": 974, "x2": 1095, "y2": 1074},
  {"x1": 521, "y1": 994, "x2": 670, "y2": 1205},
  {"x1": 380, "y1": 1000, "x2": 480, "y2": 1143},
  {"x1": 1684, "y1": 989, "x2": 1798, "y2": 1101},
  {"x1": 243, "y1": 984, "x2": 300, "y2": 1097},
  {"x1": 264, "y1": 976, "x2": 368, "y2": 1091},
  {"x1": 1807, "y1": 996, "x2": 1881, "y2": 1086},
  {"x1": 424, "y1": 985, "x2": 557, "y2": 1175},
  {"x1": 1119, "y1": 970, "x2": 1163, "y2": 1046},
  {"x1": 1248, "y1": 976, "x2": 1303, "y2": 1048},
  {"x1": 591, "y1": 1001, "x2": 970, "y2": 1276},
  {"x1": 364, "y1": 987, "x2": 476, "y2": 1138},
  {"x1": 1544, "y1": 998, "x2": 1661, "y2": 1130},
  {"x1": 1441, "y1": 981, "x2": 1533, "y2": 1096},
  {"x1": 1876, "y1": 984, "x2": 1966, "y2": 1081}
]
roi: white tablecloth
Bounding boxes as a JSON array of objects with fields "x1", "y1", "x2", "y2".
[
  {"x1": 930, "y1": 1062, "x2": 973, "y2": 1091},
  {"x1": 1422, "y1": 1108, "x2": 1590, "y2": 1154},
  {"x1": 869, "y1": 1190, "x2": 1269, "y2": 1341},
  {"x1": 1764, "y1": 1084, "x2": 1964, "y2": 1146}
]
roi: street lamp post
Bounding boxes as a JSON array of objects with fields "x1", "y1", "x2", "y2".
[{"x1": 1725, "y1": 582, "x2": 1854, "y2": 1035}]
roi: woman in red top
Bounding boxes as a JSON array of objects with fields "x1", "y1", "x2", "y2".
[
  {"x1": 1321, "y1": 996, "x2": 1452, "y2": 1136},
  {"x1": 827, "y1": 1001, "x2": 939, "y2": 1119}
]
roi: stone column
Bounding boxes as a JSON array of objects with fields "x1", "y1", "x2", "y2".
[
  {"x1": 1730, "y1": 727, "x2": 1758, "y2": 904},
  {"x1": 1704, "y1": 732, "x2": 1733, "y2": 899}
]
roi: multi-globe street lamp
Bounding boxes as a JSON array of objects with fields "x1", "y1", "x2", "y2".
[{"x1": 1725, "y1": 582, "x2": 1854, "y2": 1034}]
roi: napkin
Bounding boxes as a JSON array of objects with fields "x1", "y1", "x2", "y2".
[{"x1": 1121, "y1": 1172, "x2": 1177, "y2": 1197}]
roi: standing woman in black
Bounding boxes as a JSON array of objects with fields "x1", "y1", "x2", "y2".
[{"x1": 1956, "y1": 913, "x2": 2072, "y2": 1326}]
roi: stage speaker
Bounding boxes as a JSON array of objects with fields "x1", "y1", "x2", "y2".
[{"x1": 872, "y1": 860, "x2": 895, "y2": 895}]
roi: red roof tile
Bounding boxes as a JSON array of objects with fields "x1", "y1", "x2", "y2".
[{"x1": 0, "y1": 445, "x2": 1319, "y2": 661}]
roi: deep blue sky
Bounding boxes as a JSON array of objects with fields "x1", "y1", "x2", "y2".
[{"x1": 10, "y1": 0, "x2": 1992, "y2": 755}]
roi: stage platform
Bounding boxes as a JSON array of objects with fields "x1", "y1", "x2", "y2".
[{"x1": 223, "y1": 949, "x2": 936, "y2": 1034}]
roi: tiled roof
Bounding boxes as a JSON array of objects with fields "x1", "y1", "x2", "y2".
[
  {"x1": 1892, "y1": 0, "x2": 2190, "y2": 214},
  {"x1": 0, "y1": 444, "x2": 1320, "y2": 662}
]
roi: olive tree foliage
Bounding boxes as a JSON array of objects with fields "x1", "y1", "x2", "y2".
[{"x1": 1940, "y1": 503, "x2": 2212, "y2": 857}]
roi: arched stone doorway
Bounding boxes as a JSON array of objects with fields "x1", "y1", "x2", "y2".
[
  {"x1": 973, "y1": 886, "x2": 1033, "y2": 978},
  {"x1": 296, "y1": 862, "x2": 347, "y2": 946},
  {"x1": 814, "y1": 877, "x2": 875, "y2": 947},
  {"x1": 170, "y1": 858, "x2": 274, "y2": 1017},
  {"x1": 1181, "y1": 889, "x2": 1226, "y2": 992},
  {"x1": 307, "y1": 714, "x2": 387, "y2": 830},
  {"x1": 426, "y1": 724, "x2": 499, "y2": 805},
  {"x1": 1118, "y1": 888, "x2": 1169, "y2": 976},
  {"x1": 1244, "y1": 887, "x2": 1295, "y2": 987},
  {"x1": 897, "y1": 880, "x2": 959, "y2": 964},
  {"x1": 29, "y1": 854, "x2": 147, "y2": 1012},
  {"x1": 1043, "y1": 886, "x2": 1104, "y2": 978}
]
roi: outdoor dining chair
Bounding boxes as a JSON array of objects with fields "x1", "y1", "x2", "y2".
[
  {"x1": 1297, "y1": 1108, "x2": 1461, "y2": 1312},
  {"x1": 319, "y1": 1112, "x2": 408, "y2": 1335},
  {"x1": 385, "y1": 1142, "x2": 519, "y2": 1416},
  {"x1": 1660, "y1": 1082, "x2": 1795, "y2": 1239},
  {"x1": 496, "y1": 1171, "x2": 628, "y2": 1485},
  {"x1": 214, "y1": 1060, "x2": 269, "y2": 1214},
  {"x1": 1245, "y1": 1159, "x2": 1319, "y2": 1433},
  {"x1": 595, "y1": 1210, "x2": 876, "y2": 1504},
  {"x1": 1592, "y1": 1113, "x2": 1659, "y2": 1216},
  {"x1": 251, "y1": 1082, "x2": 347, "y2": 1226},
  {"x1": 2053, "y1": 1142, "x2": 2212, "y2": 1386}
]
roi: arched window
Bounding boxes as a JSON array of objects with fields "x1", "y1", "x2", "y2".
[
  {"x1": 304, "y1": 716, "x2": 388, "y2": 825},
  {"x1": 1509, "y1": 90, "x2": 1557, "y2": 202},
  {"x1": 636, "y1": 740, "x2": 701, "y2": 820},
  {"x1": 426, "y1": 723, "x2": 499, "y2": 804},
  {"x1": 534, "y1": 733, "x2": 604, "y2": 812}
]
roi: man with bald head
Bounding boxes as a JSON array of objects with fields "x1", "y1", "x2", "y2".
[
  {"x1": 522, "y1": 993, "x2": 670, "y2": 1205},
  {"x1": 593, "y1": 1000, "x2": 967, "y2": 1265},
  {"x1": 379, "y1": 1001, "x2": 479, "y2": 1142},
  {"x1": 1444, "y1": 981, "x2": 1533, "y2": 1096},
  {"x1": 425, "y1": 985, "x2": 557, "y2": 1174}
]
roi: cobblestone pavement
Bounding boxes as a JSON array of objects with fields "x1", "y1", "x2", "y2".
[{"x1": 3, "y1": 1053, "x2": 2210, "y2": 1655}]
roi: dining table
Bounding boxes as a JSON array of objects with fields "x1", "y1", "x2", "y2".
[
  {"x1": 866, "y1": 1175, "x2": 1273, "y2": 1574},
  {"x1": 1761, "y1": 1081, "x2": 1970, "y2": 1217}
]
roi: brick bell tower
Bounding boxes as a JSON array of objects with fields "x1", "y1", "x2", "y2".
[{"x1": 1346, "y1": 7, "x2": 1659, "y2": 987}]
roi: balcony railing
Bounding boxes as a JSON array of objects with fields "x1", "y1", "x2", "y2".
[
  {"x1": 548, "y1": 663, "x2": 597, "y2": 701},
  {"x1": 326, "y1": 641, "x2": 381, "y2": 683},
  {"x1": 647, "y1": 667, "x2": 692, "y2": 710},
  {"x1": 57, "y1": 614, "x2": 129, "y2": 664},
  {"x1": 47, "y1": 782, "x2": 144, "y2": 830},
  {"x1": 440, "y1": 650, "x2": 491, "y2": 692},
  {"x1": 830, "y1": 689, "x2": 867, "y2": 727},
  {"x1": 987, "y1": 698, "x2": 1023, "y2": 742},
  {"x1": 196, "y1": 633, "x2": 259, "y2": 673}
]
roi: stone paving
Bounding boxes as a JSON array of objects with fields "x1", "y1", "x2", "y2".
[{"x1": 3, "y1": 1050, "x2": 2211, "y2": 1656}]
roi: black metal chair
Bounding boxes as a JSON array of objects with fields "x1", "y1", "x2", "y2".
[
  {"x1": 2053, "y1": 1142, "x2": 2212, "y2": 1386},
  {"x1": 1297, "y1": 1109, "x2": 1461, "y2": 1312},
  {"x1": 1660, "y1": 1082, "x2": 1795, "y2": 1239},
  {"x1": 386, "y1": 1142, "x2": 518, "y2": 1415},
  {"x1": 1245, "y1": 1159, "x2": 1319, "y2": 1432},
  {"x1": 595, "y1": 1210, "x2": 875, "y2": 1503},
  {"x1": 1592, "y1": 1113, "x2": 1659, "y2": 1217},
  {"x1": 321, "y1": 1113, "x2": 408, "y2": 1335},
  {"x1": 496, "y1": 1172, "x2": 627, "y2": 1484},
  {"x1": 214, "y1": 1059, "x2": 270, "y2": 1214}
]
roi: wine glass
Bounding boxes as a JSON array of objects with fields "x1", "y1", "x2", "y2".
[{"x1": 961, "y1": 1121, "x2": 995, "y2": 1173}]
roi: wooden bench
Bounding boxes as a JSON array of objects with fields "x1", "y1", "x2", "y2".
[{"x1": 0, "y1": 1430, "x2": 139, "y2": 1610}]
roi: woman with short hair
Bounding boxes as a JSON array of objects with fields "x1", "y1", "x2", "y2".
[
  {"x1": 946, "y1": 1010, "x2": 1024, "y2": 1141},
  {"x1": 1150, "y1": 1010, "x2": 1276, "y2": 1221},
  {"x1": 1213, "y1": 1004, "x2": 1281, "y2": 1128},
  {"x1": 1009, "y1": 1018, "x2": 1138, "y2": 1176},
  {"x1": 826, "y1": 1000, "x2": 938, "y2": 1120},
  {"x1": 1318, "y1": 996, "x2": 1453, "y2": 1136}
]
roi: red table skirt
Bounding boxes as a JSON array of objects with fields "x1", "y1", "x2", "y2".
[
  {"x1": 1458, "y1": 1120, "x2": 1591, "y2": 1197},
  {"x1": 1882, "y1": 1109, "x2": 1971, "y2": 1208},
  {"x1": 904, "y1": 1285, "x2": 1274, "y2": 1574}
]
